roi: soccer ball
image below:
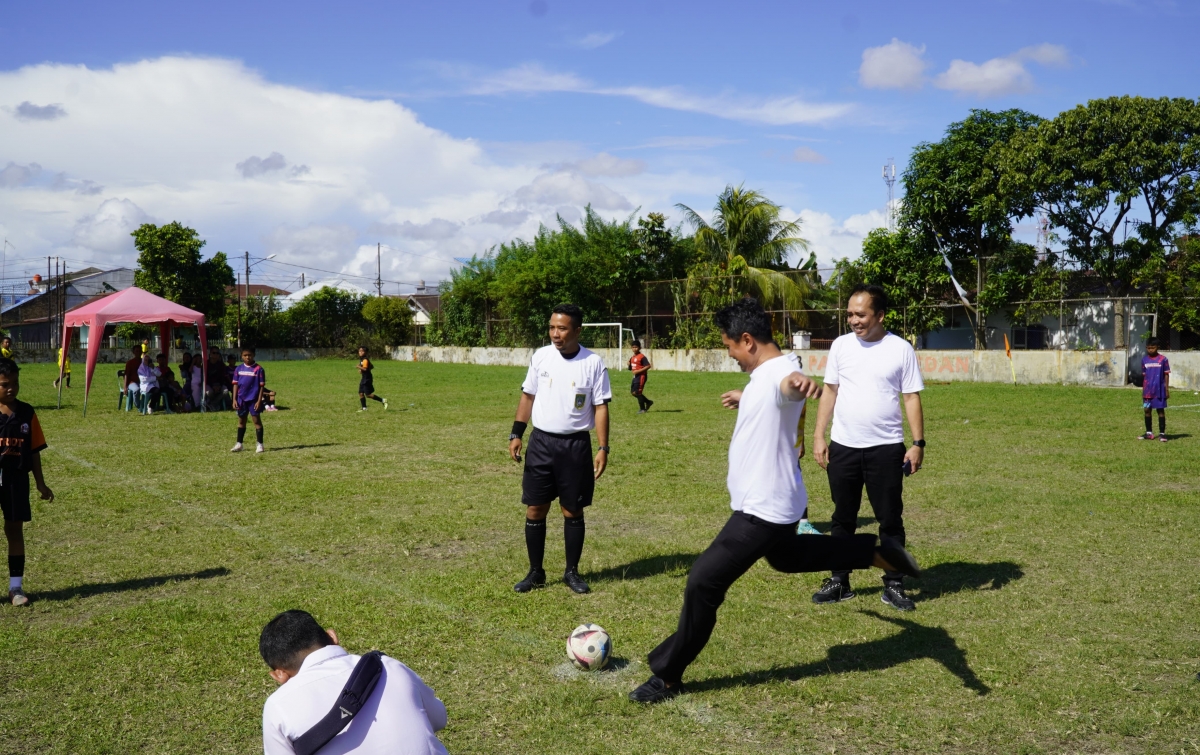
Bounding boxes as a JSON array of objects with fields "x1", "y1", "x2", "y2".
[{"x1": 566, "y1": 623, "x2": 611, "y2": 671}]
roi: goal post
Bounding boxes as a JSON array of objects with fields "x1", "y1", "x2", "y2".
[{"x1": 582, "y1": 322, "x2": 636, "y2": 370}]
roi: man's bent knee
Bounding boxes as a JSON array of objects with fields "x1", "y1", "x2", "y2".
[{"x1": 526, "y1": 504, "x2": 551, "y2": 520}]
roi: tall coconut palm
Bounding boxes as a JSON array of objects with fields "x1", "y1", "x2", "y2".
[{"x1": 675, "y1": 185, "x2": 814, "y2": 317}]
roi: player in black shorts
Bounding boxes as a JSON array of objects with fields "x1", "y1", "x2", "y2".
[
  {"x1": 508, "y1": 304, "x2": 613, "y2": 594},
  {"x1": 0, "y1": 359, "x2": 54, "y2": 606},
  {"x1": 357, "y1": 346, "x2": 388, "y2": 411}
]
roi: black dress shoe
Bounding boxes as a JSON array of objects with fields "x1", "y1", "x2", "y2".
[
  {"x1": 629, "y1": 675, "x2": 683, "y2": 703},
  {"x1": 514, "y1": 568, "x2": 546, "y2": 593},
  {"x1": 563, "y1": 568, "x2": 590, "y2": 594}
]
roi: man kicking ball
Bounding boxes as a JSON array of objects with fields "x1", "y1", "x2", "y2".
[{"x1": 629, "y1": 298, "x2": 919, "y2": 703}]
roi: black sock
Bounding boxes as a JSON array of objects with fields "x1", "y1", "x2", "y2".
[
  {"x1": 360, "y1": 397, "x2": 367, "y2": 409},
  {"x1": 1145, "y1": 415, "x2": 1152, "y2": 433},
  {"x1": 8, "y1": 554, "x2": 24, "y2": 578},
  {"x1": 1159, "y1": 414, "x2": 1166, "y2": 435},
  {"x1": 525, "y1": 518, "x2": 546, "y2": 571},
  {"x1": 237, "y1": 426, "x2": 246, "y2": 443},
  {"x1": 564, "y1": 515, "x2": 586, "y2": 572},
  {"x1": 255, "y1": 427, "x2": 264, "y2": 445},
  {"x1": 370, "y1": 395, "x2": 384, "y2": 403}
]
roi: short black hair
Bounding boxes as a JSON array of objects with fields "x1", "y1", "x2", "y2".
[
  {"x1": 1, "y1": 336, "x2": 10, "y2": 343},
  {"x1": 259, "y1": 610, "x2": 333, "y2": 672},
  {"x1": 551, "y1": 303, "x2": 583, "y2": 329},
  {"x1": 849, "y1": 284, "x2": 888, "y2": 314},
  {"x1": 714, "y1": 297, "x2": 773, "y2": 344},
  {"x1": 132, "y1": 346, "x2": 143, "y2": 356},
  {"x1": 358, "y1": 345, "x2": 368, "y2": 352},
  {"x1": 631, "y1": 339, "x2": 641, "y2": 348},
  {"x1": 156, "y1": 352, "x2": 166, "y2": 359},
  {"x1": 241, "y1": 346, "x2": 255, "y2": 355},
  {"x1": 0, "y1": 358, "x2": 18, "y2": 379},
  {"x1": 1147, "y1": 337, "x2": 1161, "y2": 348}
]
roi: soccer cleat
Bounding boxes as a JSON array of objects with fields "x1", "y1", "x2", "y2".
[
  {"x1": 359, "y1": 407, "x2": 368, "y2": 412},
  {"x1": 876, "y1": 539, "x2": 921, "y2": 578},
  {"x1": 629, "y1": 676, "x2": 683, "y2": 704},
  {"x1": 230, "y1": 442, "x2": 243, "y2": 453},
  {"x1": 882, "y1": 581, "x2": 916, "y2": 611},
  {"x1": 563, "y1": 568, "x2": 591, "y2": 594},
  {"x1": 637, "y1": 409, "x2": 647, "y2": 414},
  {"x1": 256, "y1": 443, "x2": 265, "y2": 454},
  {"x1": 513, "y1": 568, "x2": 546, "y2": 593},
  {"x1": 645, "y1": 399, "x2": 654, "y2": 410},
  {"x1": 796, "y1": 520, "x2": 824, "y2": 536},
  {"x1": 9, "y1": 589, "x2": 28, "y2": 607},
  {"x1": 1141, "y1": 432, "x2": 1154, "y2": 440},
  {"x1": 1159, "y1": 434, "x2": 1169, "y2": 443},
  {"x1": 812, "y1": 578, "x2": 855, "y2": 604},
  {"x1": 382, "y1": 398, "x2": 389, "y2": 410}
]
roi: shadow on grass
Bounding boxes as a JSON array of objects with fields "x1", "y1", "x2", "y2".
[
  {"x1": 912, "y1": 560, "x2": 1023, "y2": 603},
  {"x1": 35, "y1": 567, "x2": 231, "y2": 602},
  {"x1": 651, "y1": 409, "x2": 684, "y2": 413},
  {"x1": 691, "y1": 610, "x2": 989, "y2": 695},
  {"x1": 268, "y1": 443, "x2": 339, "y2": 452},
  {"x1": 585, "y1": 553, "x2": 699, "y2": 583}
]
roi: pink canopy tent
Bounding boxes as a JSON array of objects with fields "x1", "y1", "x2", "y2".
[{"x1": 56, "y1": 287, "x2": 208, "y2": 415}]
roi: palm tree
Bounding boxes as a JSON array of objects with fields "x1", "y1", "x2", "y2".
[{"x1": 675, "y1": 185, "x2": 815, "y2": 318}]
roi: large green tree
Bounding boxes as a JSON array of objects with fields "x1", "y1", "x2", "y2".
[
  {"x1": 852, "y1": 228, "x2": 951, "y2": 342},
  {"x1": 362, "y1": 295, "x2": 414, "y2": 346},
  {"x1": 131, "y1": 222, "x2": 235, "y2": 320}
]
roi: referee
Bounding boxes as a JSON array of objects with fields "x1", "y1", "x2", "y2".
[
  {"x1": 811, "y1": 284, "x2": 926, "y2": 611},
  {"x1": 508, "y1": 303, "x2": 612, "y2": 595},
  {"x1": 629, "y1": 298, "x2": 920, "y2": 703}
]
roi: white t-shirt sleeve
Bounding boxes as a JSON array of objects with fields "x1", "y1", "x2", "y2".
[
  {"x1": 418, "y1": 676, "x2": 448, "y2": 732},
  {"x1": 593, "y1": 363, "x2": 612, "y2": 405},
  {"x1": 899, "y1": 341, "x2": 925, "y2": 393},
  {"x1": 824, "y1": 340, "x2": 841, "y2": 385},
  {"x1": 520, "y1": 353, "x2": 539, "y2": 395},
  {"x1": 262, "y1": 700, "x2": 295, "y2": 755}
]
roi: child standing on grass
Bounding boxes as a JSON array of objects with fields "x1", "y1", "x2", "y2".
[
  {"x1": 357, "y1": 346, "x2": 388, "y2": 411},
  {"x1": 231, "y1": 347, "x2": 266, "y2": 453},
  {"x1": 629, "y1": 340, "x2": 653, "y2": 413},
  {"x1": 1140, "y1": 337, "x2": 1170, "y2": 442},
  {"x1": 0, "y1": 358, "x2": 54, "y2": 606}
]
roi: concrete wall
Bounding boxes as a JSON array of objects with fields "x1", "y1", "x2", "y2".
[{"x1": 392, "y1": 345, "x2": 1200, "y2": 390}]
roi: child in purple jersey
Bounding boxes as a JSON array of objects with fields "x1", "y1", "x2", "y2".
[
  {"x1": 1140, "y1": 337, "x2": 1170, "y2": 442},
  {"x1": 231, "y1": 346, "x2": 267, "y2": 454}
]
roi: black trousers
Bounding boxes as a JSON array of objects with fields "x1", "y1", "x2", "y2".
[
  {"x1": 827, "y1": 441, "x2": 907, "y2": 582},
  {"x1": 647, "y1": 511, "x2": 876, "y2": 684}
]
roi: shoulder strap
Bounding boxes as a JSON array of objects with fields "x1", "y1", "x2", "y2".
[{"x1": 291, "y1": 651, "x2": 385, "y2": 755}]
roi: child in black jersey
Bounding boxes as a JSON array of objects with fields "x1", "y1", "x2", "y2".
[{"x1": 357, "y1": 346, "x2": 388, "y2": 411}]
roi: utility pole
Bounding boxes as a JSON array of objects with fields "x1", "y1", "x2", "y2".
[
  {"x1": 244, "y1": 251, "x2": 251, "y2": 305},
  {"x1": 46, "y1": 257, "x2": 51, "y2": 347},
  {"x1": 375, "y1": 243, "x2": 382, "y2": 297},
  {"x1": 300, "y1": 273, "x2": 305, "y2": 289},
  {"x1": 236, "y1": 272, "x2": 242, "y2": 349}
]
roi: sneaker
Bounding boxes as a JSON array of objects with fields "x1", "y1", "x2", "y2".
[
  {"x1": 645, "y1": 399, "x2": 654, "y2": 410},
  {"x1": 230, "y1": 442, "x2": 243, "y2": 453},
  {"x1": 796, "y1": 520, "x2": 824, "y2": 536},
  {"x1": 382, "y1": 398, "x2": 389, "y2": 410},
  {"x1": 882, "y1": 581, "x2": 916, "y2": 611},
  {"x1": 563, "y1": 568, "x2": 591, "y2": 594},
  {"x1": 812, "y1": 577, "x2": 855, "y2": 604},
  {"x1": 629, "y1": 676, "x2": 683, "y2": 704},
  {"x1": 359, "y1": 407, "x2": 368, "y2": 412},
  {"x1": 9, "y1": 589, "x2": 28, "y2": 607},
  {"x1": 637, "y1": 409, "x2": 647, "y2": 414},
  {"x1": 513, "y1": 568, "x2": 546, "y2": 593},
  {"x1": 1159, "y1": 434, "x2": 1169, "y2": 443},
  {"x1": 256, "y1": 443, "x2": 265, "y2": 454},
  {"x1": 1141, "y1": 432, "x2": 1154, "y2": 440}
]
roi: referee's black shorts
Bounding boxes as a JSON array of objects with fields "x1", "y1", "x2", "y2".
[{"x1": 522, "y1": 429, "x2": 594, "y2": 512}]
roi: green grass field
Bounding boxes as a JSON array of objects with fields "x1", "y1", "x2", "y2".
[{"x1": 0, "y1": 358, "x2": 1197, "y2": 754}]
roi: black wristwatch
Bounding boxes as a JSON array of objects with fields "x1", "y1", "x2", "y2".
[
  {"x1": 912, "y1": 439, "x2": 926, "y2": 448},
  {"x1": 597, "y1": 445, "x2": 610, "y2": 452},
  {"x1": 509, "y1": 433, "x2": 522, "y2": 441}
]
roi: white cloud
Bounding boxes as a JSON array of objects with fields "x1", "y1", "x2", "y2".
[
  {"x1": 236, "y1": 151, "x2": 310, "y2": 179},
  {"x1": 859, "y1": 39, "x2": 928, "y2": 90},
  {"x1": 513, "y1": 172, "x2": 632, "y2": 211},
  {"x1": 934, "y1": 44, "x2": 1070, "y2": 97},
  {"x1": 458, "y1": 63, "x2": 854, "y2": 126},
  {"x1": 569, "y1": 31, "x2": 620, "y2": 50},
  {"x1": 71, "y1": 198, "x2": 152, "y2": 255},
  {"x1": 792, "y1": 147, "x2": 829, "y2": 164},
  {"x1": 14, "y1": 101, "x2": 66, "y2": 121},
  {"x1": 794, "y1": 207, "x2": 888, "y2": 269},
  {"x1": 479, "y1": 209, "x2": 530, "y2": 226},
  {"x1": 562, "y1": 152, "x2": 646, "y2": 177},
  {"x1": 375, "y1": 218, "x2": 461, "y2": 240}
]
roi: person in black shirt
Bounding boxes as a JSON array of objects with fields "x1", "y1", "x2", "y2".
[
  {"x1": 0, "y1": 358, "x2": 53, "y2": 606},
  {"x1": 357, "y1": 346, "x2": 388, "y2": 411}
]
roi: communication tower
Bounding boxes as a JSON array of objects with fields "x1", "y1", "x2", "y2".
[{"x1": 882, "y1": 159, "x2": 896, "y2": 232}]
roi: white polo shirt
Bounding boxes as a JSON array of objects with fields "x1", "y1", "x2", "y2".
[
  {"x1": 262, "y1": 645, "x2": 448, "y2": 755},
  {"x1": 727, "y1": 353, "x2": 809, "y2": 525},
  {"x1": 521, "y1": 344, "x2": 612, "y2": 434},
  {"x1": 824, "y1": 332, "x2": 924, "y2": 448}
]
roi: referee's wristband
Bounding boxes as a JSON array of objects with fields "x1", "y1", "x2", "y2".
[{"x1": 511, "y1": 421, "x2": 527, "y2": 439}]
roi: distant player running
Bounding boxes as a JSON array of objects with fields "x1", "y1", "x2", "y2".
[
  {"x1": 1140, "y1": 337, "x2": 1170, "y2": 442},
  {"x1": 231, "y1": 347, "x2": 266, "y2": 454},
  {"x1": 629, "y1": 341, "x2": 653, "y2": 413},
  {"x1": 357, "y1": 346, "x2": 388, "y2": 411}
]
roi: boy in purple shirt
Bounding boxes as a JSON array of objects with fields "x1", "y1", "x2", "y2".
[
  {"x1": 231, "y1": 347, "x2": 267, "y2": 454},
  {"x1": 1140, "y1": 337, "x2": 1170, "y2": 442}
]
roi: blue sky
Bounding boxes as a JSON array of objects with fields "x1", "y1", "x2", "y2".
[{"x1": 0, "y1": 0, "x2": 1196, "y2": 291}]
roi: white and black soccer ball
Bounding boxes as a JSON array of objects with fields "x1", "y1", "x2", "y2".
[{"x1": 566, "y1": 623, "x2": 611, "y2": 671}]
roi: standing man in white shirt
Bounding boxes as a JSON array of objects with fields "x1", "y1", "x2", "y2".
[
  {"x1": 629, "y1": 298, "x2": 920, "y2": 704},
  {"x1": 812, "y1": 284, "x2": 926, "y2": 611},
  {"x1": 260, "y1": 610, "x2": 449, "y2": 755},
  {"x1": 508, "y1": 303, "x2": 613, "y2": 595}
]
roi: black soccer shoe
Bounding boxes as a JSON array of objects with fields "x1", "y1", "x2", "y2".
[
  {"x1": 876, "y1": 539, "x2": 921, "y2": 578},
  {"x1": 812, "y1": 577, "x2": 855, "y2": 604},
  {"x1": 882, "y1": 581, "x2": 916, "y2": 611},
  {"x1": 563, "y1": 568, "x2": 591, "y2": 594},
  {"x1": 513, "y1": 568, "x2": 546, "y2": 593},
  {"x1": 629, "y1": 675, "x2": 683, "y2": 704}
]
